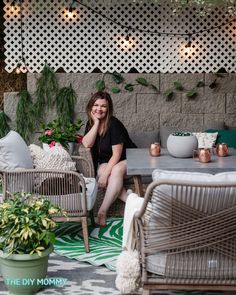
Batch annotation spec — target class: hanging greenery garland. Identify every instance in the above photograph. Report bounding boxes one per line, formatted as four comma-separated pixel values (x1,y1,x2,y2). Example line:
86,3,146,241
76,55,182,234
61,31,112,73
0,111,10,139
16,90,35,143
55,83,77,127
34,64,58,119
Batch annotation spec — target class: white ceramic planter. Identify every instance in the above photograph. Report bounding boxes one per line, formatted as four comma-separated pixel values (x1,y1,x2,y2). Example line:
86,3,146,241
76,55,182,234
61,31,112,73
167,134,198,158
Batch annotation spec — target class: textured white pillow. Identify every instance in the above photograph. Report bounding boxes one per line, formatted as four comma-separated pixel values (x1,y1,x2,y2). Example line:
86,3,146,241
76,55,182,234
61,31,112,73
0,131,33,170
192,132,218,148
29,144,76,171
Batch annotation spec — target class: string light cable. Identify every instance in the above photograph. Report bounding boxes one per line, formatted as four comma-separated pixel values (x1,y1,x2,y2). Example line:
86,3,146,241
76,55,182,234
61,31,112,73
69,0,236,45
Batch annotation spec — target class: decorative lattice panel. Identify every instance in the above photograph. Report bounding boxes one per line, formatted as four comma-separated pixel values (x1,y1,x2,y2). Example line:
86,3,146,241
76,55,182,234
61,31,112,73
3,0,236,73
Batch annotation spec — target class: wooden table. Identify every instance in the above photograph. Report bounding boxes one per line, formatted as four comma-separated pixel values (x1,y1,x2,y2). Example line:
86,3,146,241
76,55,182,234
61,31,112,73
126,148,236,195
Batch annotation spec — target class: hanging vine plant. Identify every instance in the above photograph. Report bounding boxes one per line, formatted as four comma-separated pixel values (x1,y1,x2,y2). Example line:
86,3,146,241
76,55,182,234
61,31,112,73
96,72,158,93
0,111,10,139
16,90,35,143
55,83,77,127
34,64,58,119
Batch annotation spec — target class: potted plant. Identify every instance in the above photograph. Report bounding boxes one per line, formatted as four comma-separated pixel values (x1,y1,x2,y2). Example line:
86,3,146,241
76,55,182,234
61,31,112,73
167,131,198,158
0,192,65,294
38,118,83,153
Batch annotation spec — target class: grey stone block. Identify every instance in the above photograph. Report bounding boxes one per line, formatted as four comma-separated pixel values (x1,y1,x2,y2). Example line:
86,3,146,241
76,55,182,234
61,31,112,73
205,74,236,94
160,113,204,131
226,94,236,114
182,91,225,114
3,92,19,130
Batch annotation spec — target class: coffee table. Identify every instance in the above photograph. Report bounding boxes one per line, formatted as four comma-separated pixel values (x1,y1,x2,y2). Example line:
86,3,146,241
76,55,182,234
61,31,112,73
126,148,236,195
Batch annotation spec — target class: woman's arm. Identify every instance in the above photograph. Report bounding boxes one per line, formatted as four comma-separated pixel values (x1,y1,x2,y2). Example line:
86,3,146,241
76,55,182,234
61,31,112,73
98,143,123,187
82,115,100,148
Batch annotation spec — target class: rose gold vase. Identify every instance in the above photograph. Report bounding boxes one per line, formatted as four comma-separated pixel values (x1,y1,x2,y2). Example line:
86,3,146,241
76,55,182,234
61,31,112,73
216,143,228,157
149,143,161,157
199,148,211,163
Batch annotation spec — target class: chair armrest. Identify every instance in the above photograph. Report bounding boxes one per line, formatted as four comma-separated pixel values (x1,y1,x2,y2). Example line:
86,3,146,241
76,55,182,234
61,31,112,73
71,155,94,178
2,169,87,215
72,145,95,177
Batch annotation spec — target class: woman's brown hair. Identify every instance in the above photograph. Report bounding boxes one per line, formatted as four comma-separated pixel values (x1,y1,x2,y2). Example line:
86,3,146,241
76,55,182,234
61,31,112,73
86,91,114,136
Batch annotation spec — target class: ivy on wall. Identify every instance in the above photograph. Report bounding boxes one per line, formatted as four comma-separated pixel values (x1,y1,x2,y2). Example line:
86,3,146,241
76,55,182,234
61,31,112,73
96,72,158,93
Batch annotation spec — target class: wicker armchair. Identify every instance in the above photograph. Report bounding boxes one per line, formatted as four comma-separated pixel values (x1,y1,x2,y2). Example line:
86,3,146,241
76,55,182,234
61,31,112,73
1,154,97,253
134,179,236,295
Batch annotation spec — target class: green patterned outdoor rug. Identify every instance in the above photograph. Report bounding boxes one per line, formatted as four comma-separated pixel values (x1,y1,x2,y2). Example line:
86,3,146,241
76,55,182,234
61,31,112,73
54,217,123,271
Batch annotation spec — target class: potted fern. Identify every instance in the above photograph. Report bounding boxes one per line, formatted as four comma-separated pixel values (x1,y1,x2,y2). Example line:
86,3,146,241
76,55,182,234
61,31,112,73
0,192,65,294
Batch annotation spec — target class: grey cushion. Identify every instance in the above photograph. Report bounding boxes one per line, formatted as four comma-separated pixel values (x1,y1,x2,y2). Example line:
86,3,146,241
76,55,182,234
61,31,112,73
129,131,159,148
0,131,33,170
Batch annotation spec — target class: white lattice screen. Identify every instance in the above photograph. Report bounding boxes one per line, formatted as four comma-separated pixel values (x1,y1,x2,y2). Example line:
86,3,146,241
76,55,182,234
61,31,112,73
3,0,236,73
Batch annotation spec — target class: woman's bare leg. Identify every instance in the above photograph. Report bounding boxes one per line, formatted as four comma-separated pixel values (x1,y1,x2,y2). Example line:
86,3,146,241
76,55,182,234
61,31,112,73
97,160,127,226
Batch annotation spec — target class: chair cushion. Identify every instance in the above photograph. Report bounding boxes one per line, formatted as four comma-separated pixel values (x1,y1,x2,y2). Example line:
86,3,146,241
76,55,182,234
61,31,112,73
149,169,236,277
206,129,236,148
0,131,33,170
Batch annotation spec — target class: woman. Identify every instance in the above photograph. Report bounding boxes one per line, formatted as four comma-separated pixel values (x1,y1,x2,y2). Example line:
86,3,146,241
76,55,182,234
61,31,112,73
82,91,136,227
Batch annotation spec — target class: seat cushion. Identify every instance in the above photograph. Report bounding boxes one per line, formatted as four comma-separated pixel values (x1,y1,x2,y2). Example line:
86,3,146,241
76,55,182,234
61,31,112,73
206,129,236,148
0,131,33,170
148,169,236,278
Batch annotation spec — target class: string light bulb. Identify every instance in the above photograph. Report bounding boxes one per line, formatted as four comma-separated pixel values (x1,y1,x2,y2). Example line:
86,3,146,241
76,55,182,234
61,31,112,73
186,34,192,48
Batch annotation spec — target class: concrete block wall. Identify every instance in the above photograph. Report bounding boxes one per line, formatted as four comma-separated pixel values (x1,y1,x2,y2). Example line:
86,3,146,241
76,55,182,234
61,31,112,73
4,73,236,141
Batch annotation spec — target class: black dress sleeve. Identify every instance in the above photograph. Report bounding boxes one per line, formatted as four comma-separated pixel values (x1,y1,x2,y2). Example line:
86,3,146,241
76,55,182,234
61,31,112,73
109,118,126,146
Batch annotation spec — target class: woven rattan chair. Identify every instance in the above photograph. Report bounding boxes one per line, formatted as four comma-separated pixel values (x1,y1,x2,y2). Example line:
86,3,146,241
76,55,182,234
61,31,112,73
1,155,96,253
134,179,236,295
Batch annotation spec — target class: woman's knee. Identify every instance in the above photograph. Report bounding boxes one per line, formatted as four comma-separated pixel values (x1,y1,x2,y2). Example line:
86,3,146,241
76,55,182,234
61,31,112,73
110,161,127,178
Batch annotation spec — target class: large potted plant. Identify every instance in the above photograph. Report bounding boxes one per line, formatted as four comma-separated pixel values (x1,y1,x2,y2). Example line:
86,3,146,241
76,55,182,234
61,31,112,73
167,131,198,158
38,118,83,154
0,192,65,295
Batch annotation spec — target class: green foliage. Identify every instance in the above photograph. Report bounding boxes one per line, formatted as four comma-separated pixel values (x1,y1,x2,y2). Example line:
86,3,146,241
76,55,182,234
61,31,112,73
173,80,184,90
172,131,192,136
186,89,197,99
38,118,83,147
111,86,121,93
34,64,58,118
96,79,105,91
56,83,77,127
16,90,34,143
0,111,10,139
124,83,134,91
164,89,174,100
0,192,65,255
136,77,149,86
111,72,124,84
196,81,205,87
95,72,158,94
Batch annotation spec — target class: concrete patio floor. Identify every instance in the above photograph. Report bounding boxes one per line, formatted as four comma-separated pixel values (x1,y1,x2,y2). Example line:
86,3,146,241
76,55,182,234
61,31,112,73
0,252,235,295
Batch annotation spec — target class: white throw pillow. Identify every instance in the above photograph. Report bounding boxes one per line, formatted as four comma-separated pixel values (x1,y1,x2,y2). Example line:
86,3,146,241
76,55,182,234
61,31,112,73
0,131,33,170
192,132,218,148
29,144,76,171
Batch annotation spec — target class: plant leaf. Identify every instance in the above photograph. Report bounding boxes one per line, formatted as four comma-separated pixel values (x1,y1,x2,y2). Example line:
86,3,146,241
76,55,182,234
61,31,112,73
173,80,183,91
163,89,174,101
186,89,197,99
124,83,134,92
111,87,121,93
196,81,205,88
111,72,124,84
96,80,105,91
136,77,149,86
150,84,158,91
